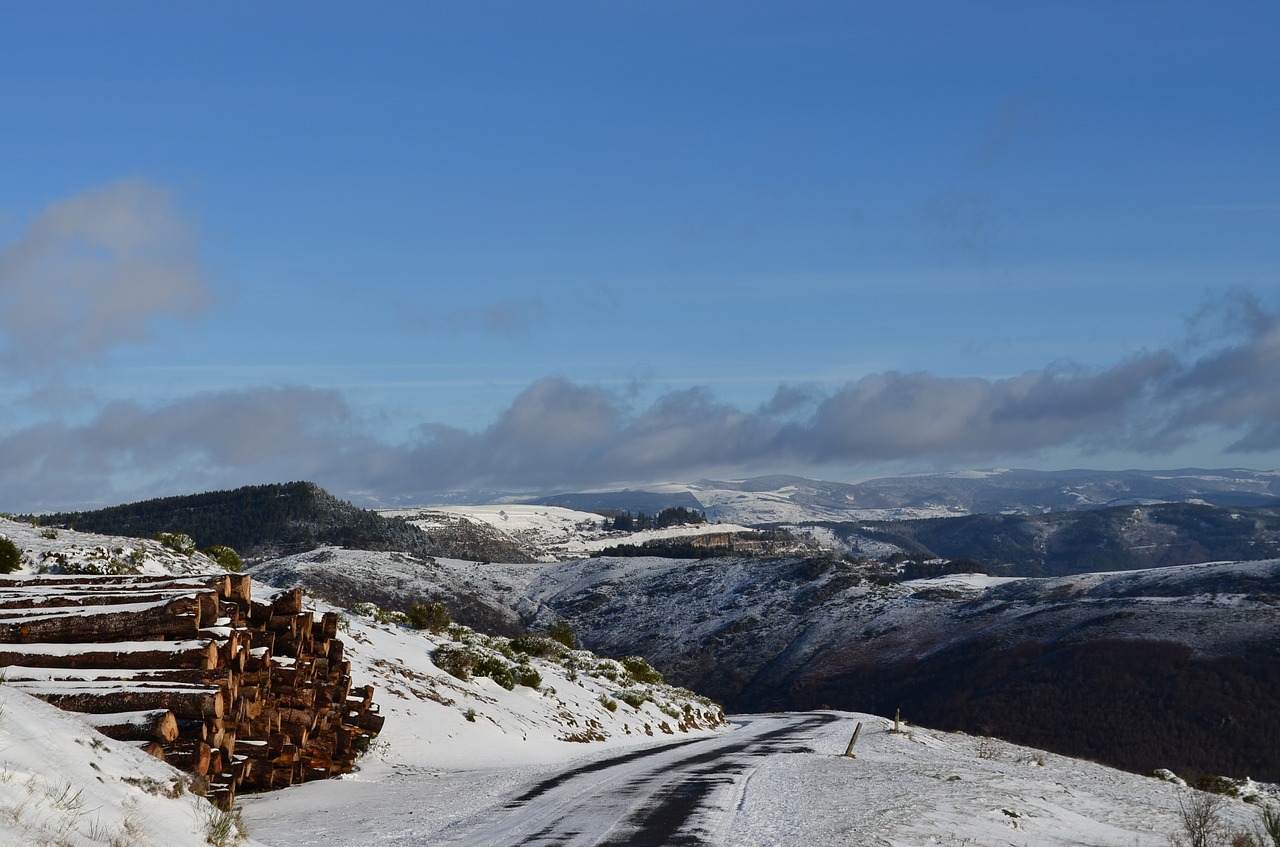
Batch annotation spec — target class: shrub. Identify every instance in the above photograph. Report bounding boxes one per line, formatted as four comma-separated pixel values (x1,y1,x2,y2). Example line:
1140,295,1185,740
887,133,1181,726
202,800,248,847
433,645,476,681
1194,774,1240,797
474,655,515,690
407,601,451,633
619,689,649,709
548,619,577,649
514,666,543,689
1174,788,1226,847
620,655,664,685
590,661,620,681
376,609,410,626
509,634,567,660
350,602,379,618
202,545,243,572
599,694,618,712
1259,805,1280,847
0,537,22,574
156,532,196,555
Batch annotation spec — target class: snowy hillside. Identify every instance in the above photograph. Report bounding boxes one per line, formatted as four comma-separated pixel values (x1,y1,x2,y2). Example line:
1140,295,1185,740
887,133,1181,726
381,504,758,562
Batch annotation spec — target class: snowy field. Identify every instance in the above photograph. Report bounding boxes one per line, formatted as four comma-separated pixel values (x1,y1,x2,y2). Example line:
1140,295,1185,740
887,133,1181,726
382,503,757,561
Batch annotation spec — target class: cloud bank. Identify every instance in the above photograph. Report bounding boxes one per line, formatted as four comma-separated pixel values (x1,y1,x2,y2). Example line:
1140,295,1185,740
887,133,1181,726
0,179,212,374
6,290,1280,510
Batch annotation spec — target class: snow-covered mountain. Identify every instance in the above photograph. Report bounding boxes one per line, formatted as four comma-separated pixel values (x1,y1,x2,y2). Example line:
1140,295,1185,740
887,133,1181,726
522,468,1280,525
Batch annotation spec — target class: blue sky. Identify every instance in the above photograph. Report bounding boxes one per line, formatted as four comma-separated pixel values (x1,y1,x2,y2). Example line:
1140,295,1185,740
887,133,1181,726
2,2,1279,510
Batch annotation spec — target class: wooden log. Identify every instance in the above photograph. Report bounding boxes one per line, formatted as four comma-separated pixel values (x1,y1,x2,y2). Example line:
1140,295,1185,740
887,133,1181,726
18,683,225,719
0,639,218,670
266,614,297,635
354,710,386,734
0,575,228,590
226,574,252,605
248,599,274,626
0,595,203,643
234,739,271,758
0,590,216,611
279,721,310,747
164,740,212,775
270,589,302,616
2,667,236,689
75,709,180,743
134,741,167,760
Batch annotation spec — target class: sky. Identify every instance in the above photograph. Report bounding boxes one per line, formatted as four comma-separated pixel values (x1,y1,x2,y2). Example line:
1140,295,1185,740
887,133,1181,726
1,1,1279,511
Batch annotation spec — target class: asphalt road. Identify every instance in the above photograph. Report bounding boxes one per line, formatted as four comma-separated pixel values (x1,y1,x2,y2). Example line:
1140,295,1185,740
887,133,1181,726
437,712,839,847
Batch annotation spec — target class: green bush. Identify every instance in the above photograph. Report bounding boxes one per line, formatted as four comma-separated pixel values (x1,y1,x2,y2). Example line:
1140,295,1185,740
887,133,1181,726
433,645,476,681
474,655,515,690
514,666,543,689
620,655,664,685
619,689,649,709
202,545,243,572
0,537,22,574
548,619,577,649
156,532,196,555
599,694,618,712
407,601,451,633
509,634,568,660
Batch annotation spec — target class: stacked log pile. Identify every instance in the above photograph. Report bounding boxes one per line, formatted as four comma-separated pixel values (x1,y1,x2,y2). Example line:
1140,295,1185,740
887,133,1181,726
0,573,383,807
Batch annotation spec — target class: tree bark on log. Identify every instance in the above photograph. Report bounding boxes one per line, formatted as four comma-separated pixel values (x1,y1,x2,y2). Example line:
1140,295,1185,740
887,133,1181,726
0,639,219,669
74,709,180,742
21,684,226,719
0,595,205,643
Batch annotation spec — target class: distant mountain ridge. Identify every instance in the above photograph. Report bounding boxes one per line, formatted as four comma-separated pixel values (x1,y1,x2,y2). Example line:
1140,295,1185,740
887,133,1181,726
38,481,535,563
693,468,1280,520
833,500,1280,577
512,468,1280,525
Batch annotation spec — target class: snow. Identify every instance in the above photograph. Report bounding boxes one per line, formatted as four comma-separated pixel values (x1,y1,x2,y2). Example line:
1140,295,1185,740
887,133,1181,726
382,503,756,562
0,686,232,847
240,713,1277,847
3,516,1279,846
901,573,1024,591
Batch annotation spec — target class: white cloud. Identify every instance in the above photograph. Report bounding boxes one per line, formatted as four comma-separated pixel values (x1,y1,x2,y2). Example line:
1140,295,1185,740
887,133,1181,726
0,179,212,374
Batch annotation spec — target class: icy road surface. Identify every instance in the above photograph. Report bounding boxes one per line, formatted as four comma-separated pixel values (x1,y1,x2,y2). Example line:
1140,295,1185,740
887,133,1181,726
242,710,1266,847
436,712,836,846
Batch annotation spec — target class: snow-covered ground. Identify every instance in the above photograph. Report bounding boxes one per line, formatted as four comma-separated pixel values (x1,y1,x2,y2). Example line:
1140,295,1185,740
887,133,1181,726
240,711,1278,847
382,504,757,562
0,686,234,847
3,517,1279,846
